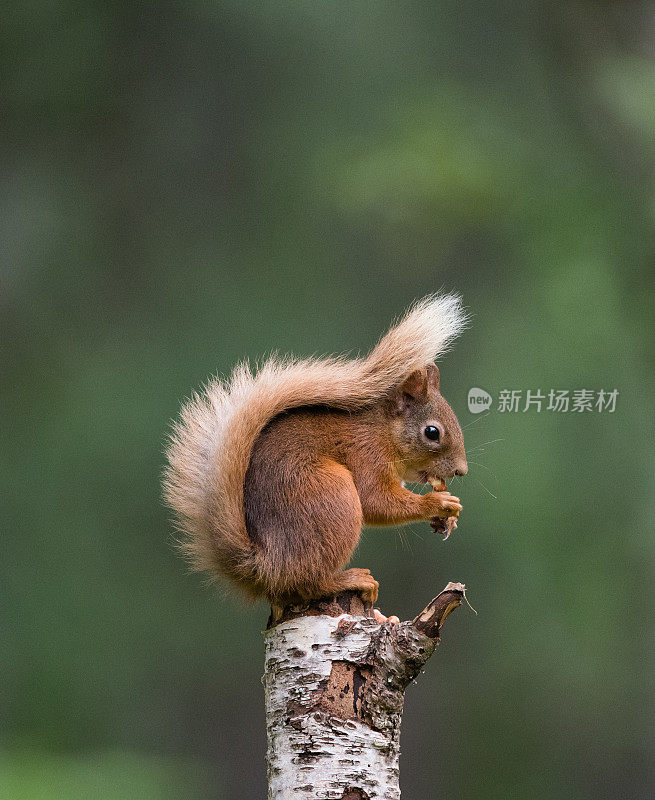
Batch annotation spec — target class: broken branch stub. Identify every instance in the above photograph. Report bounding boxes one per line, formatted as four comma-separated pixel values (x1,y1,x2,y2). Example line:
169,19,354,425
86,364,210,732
412,581,466,640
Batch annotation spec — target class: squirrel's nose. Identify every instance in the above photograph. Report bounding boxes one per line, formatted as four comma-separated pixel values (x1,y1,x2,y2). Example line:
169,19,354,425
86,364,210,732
454,459,468,476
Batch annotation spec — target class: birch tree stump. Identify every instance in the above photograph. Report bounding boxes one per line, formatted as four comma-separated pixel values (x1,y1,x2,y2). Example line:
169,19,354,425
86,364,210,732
264,582,466,799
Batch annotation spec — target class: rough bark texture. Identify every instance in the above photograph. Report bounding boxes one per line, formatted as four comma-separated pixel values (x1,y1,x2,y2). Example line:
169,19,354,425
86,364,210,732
264,583,465,799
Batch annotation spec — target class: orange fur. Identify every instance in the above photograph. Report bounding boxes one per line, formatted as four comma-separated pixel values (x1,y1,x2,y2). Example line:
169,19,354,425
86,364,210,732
163,295,468,605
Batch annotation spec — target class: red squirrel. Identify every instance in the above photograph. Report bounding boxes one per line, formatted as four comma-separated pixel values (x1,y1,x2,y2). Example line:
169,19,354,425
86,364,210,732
164,295,468,616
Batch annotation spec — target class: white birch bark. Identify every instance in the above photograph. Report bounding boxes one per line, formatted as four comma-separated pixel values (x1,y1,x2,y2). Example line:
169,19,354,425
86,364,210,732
263,584,465,800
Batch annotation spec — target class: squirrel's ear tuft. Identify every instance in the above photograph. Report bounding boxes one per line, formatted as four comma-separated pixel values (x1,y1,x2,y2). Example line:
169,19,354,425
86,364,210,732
425,362,440,392
394,365,440,411
398,368,429,405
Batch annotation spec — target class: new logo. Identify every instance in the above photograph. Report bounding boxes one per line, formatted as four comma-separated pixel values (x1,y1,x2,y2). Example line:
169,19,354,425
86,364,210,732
468,387,492,414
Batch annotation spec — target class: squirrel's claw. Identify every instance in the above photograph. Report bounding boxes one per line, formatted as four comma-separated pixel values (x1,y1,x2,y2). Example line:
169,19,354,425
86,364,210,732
430,515,459,539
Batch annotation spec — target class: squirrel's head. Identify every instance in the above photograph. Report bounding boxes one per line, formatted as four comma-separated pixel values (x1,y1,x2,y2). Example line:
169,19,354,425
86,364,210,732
387,363,468,485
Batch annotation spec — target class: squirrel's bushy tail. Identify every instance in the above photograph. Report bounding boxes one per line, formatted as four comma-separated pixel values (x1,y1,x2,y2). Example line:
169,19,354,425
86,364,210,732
163,294,466,591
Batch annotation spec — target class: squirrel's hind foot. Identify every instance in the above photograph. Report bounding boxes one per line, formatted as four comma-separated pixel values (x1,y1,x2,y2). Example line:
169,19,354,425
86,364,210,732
328,567,379,604
373,608,400,624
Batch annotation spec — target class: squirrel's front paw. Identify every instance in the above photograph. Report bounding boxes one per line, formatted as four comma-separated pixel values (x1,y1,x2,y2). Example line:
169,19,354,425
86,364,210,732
424,491,462,519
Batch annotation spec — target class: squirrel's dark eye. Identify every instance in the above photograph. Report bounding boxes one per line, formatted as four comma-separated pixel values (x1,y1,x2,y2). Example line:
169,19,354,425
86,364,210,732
424,425,440,442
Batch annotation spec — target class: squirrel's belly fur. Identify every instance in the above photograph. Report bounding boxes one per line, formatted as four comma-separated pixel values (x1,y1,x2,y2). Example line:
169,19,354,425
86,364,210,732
163,294,467,604
244,408,365,603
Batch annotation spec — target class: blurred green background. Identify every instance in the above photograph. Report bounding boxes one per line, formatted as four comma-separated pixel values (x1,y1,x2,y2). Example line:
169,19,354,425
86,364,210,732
3,2,654,798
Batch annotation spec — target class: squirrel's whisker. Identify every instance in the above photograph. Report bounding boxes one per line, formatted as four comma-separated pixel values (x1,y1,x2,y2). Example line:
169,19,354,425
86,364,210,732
471,475,498,499
462,412,490,430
